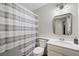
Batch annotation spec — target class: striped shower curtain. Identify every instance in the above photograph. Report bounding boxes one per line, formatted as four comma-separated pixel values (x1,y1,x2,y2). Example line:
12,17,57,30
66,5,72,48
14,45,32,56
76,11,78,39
0,3,38,56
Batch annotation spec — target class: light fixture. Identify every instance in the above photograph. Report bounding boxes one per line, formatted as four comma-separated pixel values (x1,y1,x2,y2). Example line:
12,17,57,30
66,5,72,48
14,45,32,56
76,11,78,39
56,3,67,9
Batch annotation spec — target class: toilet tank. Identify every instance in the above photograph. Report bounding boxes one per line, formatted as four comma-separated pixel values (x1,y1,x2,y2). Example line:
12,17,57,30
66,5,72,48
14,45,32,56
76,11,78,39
39,39,47,48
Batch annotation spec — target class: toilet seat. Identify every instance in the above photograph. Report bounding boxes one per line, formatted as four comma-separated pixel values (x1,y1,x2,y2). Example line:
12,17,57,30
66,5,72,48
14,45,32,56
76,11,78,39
33,47,44,55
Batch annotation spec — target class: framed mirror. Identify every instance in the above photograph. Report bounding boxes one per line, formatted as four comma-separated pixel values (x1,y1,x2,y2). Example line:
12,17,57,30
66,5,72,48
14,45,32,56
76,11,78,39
53,13,72,35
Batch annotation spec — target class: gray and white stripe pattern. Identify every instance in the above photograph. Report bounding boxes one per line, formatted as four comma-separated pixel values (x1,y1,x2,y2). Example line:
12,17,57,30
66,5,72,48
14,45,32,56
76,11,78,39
0,3,38,56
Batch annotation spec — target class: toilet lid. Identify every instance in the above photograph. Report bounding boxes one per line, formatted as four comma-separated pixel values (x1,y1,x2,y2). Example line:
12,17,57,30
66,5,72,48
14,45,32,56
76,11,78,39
33,47,44,54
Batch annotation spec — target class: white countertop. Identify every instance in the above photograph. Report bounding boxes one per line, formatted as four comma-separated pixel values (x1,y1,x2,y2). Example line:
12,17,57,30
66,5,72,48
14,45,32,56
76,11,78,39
47,40,79,51
37,37,79,51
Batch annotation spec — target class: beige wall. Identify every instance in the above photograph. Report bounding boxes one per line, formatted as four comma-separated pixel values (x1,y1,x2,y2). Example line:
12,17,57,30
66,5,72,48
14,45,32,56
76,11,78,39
34,3,78,41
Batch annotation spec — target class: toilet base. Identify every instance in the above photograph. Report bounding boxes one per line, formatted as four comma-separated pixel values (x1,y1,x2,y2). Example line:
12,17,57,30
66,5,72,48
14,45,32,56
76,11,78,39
33,47,44,56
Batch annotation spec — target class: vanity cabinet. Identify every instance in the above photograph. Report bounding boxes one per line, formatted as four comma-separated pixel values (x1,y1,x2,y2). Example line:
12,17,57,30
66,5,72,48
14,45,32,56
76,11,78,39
47,44,79,56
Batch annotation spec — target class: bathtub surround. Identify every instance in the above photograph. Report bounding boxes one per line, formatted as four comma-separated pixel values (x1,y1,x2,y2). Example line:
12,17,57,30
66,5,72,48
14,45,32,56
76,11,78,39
0,3,38,56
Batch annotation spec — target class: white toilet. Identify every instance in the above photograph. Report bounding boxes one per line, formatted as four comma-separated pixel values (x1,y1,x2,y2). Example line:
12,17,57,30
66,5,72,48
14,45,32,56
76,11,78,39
33,39,47,56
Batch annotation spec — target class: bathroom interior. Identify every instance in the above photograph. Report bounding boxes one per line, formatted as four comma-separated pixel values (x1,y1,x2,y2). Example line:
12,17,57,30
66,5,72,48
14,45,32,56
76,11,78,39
0,3,79,56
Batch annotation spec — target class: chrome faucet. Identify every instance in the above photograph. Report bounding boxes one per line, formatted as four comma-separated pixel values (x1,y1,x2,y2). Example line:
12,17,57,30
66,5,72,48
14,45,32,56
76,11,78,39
59,38,65,41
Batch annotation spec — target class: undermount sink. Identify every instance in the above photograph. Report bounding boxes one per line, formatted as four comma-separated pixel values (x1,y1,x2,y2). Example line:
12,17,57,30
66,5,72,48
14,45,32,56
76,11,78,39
55,40,73,45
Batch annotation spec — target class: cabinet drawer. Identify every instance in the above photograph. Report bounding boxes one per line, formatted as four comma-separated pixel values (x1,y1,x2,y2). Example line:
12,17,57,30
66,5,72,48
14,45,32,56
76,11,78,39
47,44,79,56
47,50,63,56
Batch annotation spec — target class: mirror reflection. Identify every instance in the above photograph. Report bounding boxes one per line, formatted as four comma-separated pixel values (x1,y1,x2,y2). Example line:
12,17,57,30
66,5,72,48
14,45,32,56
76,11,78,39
53,13,72,35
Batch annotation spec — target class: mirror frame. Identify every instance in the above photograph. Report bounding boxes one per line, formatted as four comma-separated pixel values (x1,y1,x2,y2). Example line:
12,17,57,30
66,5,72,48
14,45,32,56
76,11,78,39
53,13,72,35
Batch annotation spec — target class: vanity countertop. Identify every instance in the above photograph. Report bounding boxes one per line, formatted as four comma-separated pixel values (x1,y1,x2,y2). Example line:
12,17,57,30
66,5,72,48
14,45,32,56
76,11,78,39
37,37,79,51
47,40,79,51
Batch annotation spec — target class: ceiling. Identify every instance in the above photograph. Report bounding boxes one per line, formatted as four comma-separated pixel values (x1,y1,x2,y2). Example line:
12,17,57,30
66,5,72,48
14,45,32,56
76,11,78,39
19,3,47,11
